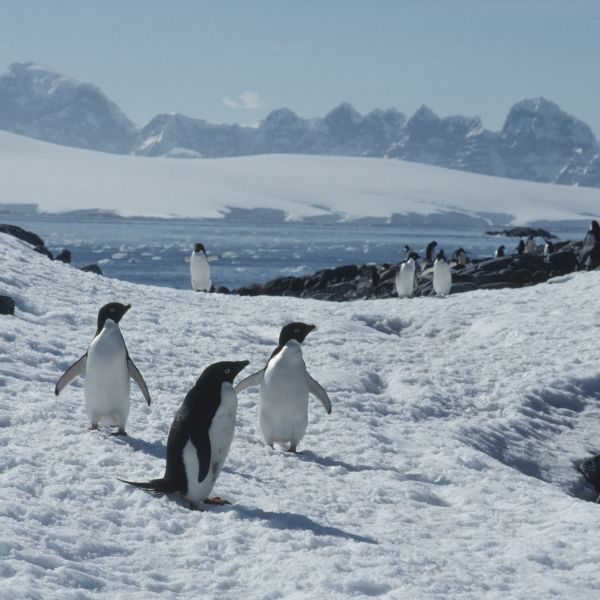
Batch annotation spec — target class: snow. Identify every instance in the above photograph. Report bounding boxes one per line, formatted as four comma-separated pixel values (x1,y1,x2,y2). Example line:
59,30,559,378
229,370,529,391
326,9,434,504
3,231,600,598
2,130,600,225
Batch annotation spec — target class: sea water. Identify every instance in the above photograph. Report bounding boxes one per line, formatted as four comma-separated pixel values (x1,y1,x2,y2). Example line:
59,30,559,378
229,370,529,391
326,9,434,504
5,215,584,290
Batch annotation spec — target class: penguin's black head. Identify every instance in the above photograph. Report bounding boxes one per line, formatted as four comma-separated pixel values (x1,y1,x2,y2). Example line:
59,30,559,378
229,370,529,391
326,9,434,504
498,245,505,251
193,243,205,253
435,249,446,261
199,360,249,386
278,322,316,346
97,302,131,334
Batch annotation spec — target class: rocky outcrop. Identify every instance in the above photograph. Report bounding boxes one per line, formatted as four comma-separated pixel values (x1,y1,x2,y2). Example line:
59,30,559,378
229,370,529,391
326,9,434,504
0,295,15,315
231,242,586,302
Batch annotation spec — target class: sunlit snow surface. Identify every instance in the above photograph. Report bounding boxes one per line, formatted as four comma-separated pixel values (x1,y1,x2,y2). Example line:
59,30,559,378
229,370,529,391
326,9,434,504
2,232,600,599
2,129,600,225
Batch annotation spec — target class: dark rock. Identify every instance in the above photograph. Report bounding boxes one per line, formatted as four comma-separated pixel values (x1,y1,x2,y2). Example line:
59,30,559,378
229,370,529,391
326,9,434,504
54,249,71,263
511,269,532,285
0,295,15,315
532,270,548,284
485,227,557,239
215,286,230,294
33,245,53,259
0,223,45,246
80,264,103,275
548,251,579,274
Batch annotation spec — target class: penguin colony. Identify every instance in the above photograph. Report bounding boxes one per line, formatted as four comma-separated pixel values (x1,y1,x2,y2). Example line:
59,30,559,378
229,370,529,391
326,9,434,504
55,233,600,507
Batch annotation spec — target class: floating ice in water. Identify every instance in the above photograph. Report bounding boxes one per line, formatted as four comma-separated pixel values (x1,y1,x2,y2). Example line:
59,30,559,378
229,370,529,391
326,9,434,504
111,252,127,260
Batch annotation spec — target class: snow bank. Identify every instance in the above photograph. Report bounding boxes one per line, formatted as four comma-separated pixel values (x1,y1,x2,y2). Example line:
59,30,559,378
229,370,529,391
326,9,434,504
1,130,600,225
2,232,600,598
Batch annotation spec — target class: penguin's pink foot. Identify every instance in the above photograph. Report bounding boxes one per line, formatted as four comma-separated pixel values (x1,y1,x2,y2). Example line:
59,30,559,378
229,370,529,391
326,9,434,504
204,497,231,505
111,429,127,437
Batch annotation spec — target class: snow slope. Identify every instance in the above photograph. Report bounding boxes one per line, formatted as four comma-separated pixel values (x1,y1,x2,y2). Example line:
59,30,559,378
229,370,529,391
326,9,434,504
2,232,600,599
2,130,600,225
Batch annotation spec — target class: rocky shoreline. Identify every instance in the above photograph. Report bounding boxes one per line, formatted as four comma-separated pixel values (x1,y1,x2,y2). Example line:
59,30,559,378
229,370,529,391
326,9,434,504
2,222,599,307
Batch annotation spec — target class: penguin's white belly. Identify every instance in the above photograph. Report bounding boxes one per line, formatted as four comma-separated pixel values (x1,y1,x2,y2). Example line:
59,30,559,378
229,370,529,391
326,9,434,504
190,253,211,292
259,345,309,445
395,263,415,298
433,262,452,296
84,325,130,424
183,383,237,502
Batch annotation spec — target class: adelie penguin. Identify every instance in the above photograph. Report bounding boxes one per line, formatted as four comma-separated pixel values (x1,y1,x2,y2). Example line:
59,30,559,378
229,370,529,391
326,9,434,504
120,360,249,509
235,322,332,453
395,257,417,299
55,303,151,435
190,243,218,292
433,250,452,296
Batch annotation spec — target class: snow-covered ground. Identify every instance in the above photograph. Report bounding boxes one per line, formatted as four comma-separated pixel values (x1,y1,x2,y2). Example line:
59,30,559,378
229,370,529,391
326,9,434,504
2,130,600,226
2,231,600,599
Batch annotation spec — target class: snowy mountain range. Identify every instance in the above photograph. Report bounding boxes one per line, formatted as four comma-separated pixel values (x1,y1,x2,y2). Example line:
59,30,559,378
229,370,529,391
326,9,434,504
1,62,600,188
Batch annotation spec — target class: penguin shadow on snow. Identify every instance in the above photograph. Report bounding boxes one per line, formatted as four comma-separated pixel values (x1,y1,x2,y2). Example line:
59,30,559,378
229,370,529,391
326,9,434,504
291,449,403,476
229,505,377,544
111,435,167,460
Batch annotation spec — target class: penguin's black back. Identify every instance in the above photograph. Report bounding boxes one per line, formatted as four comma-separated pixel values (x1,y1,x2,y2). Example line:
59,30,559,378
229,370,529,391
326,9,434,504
162,361,248,493
163,378,223,493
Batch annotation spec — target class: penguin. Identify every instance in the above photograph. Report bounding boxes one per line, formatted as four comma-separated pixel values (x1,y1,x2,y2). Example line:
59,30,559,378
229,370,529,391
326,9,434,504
120,360,248,508
55,302,151,435
495,245,505,258
525,234,536,254
395,257,417,298
425,240,438,262
543,240,554,257
190,243,218,292
432,250,452,296
403,245,420,261
234,322,331,453
517,240,525,255
453,248,468,266
579,455,600,502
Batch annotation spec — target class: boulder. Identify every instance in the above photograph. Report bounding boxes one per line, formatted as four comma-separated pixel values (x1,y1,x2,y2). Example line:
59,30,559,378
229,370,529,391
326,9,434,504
0,295,15,315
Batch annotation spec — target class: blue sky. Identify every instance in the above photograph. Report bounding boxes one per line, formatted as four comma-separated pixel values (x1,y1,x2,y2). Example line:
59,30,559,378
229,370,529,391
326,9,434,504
1,0,598,134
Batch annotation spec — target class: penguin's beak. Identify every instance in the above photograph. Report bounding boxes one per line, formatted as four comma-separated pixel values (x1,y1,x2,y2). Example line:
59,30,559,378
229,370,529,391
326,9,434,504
308,325,317,332
124,304,132,312
233,360,250,378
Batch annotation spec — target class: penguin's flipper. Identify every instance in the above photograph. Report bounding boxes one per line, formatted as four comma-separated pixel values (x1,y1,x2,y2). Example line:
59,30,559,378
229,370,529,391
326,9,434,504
308,375,332,414
190,429,211,483
127,355,151,405
55,354,87,396
234,369,265,394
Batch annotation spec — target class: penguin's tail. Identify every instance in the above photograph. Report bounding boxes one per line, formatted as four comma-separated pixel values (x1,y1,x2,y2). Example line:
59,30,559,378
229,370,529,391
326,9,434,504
118,477,169,492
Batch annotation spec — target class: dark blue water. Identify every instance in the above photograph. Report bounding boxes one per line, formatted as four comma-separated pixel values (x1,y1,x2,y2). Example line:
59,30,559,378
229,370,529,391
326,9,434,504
6,215,582,290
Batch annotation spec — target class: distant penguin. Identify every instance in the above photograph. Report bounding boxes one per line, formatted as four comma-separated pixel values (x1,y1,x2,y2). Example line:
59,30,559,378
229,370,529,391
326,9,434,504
120,360,249,509
517,240,525,255
495,245,505,258
525,235,536,254
453,248,467,266
433,250,452,296
403,245,420,261
543,240,554,257
55,303,151,435
579,455,600,502
425,240,438,262
395,258,417,298
190,243,218,292
235,322,331,453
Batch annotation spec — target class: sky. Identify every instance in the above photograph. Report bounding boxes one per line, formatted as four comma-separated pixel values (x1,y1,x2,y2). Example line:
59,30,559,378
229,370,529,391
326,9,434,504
0,0,599,134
